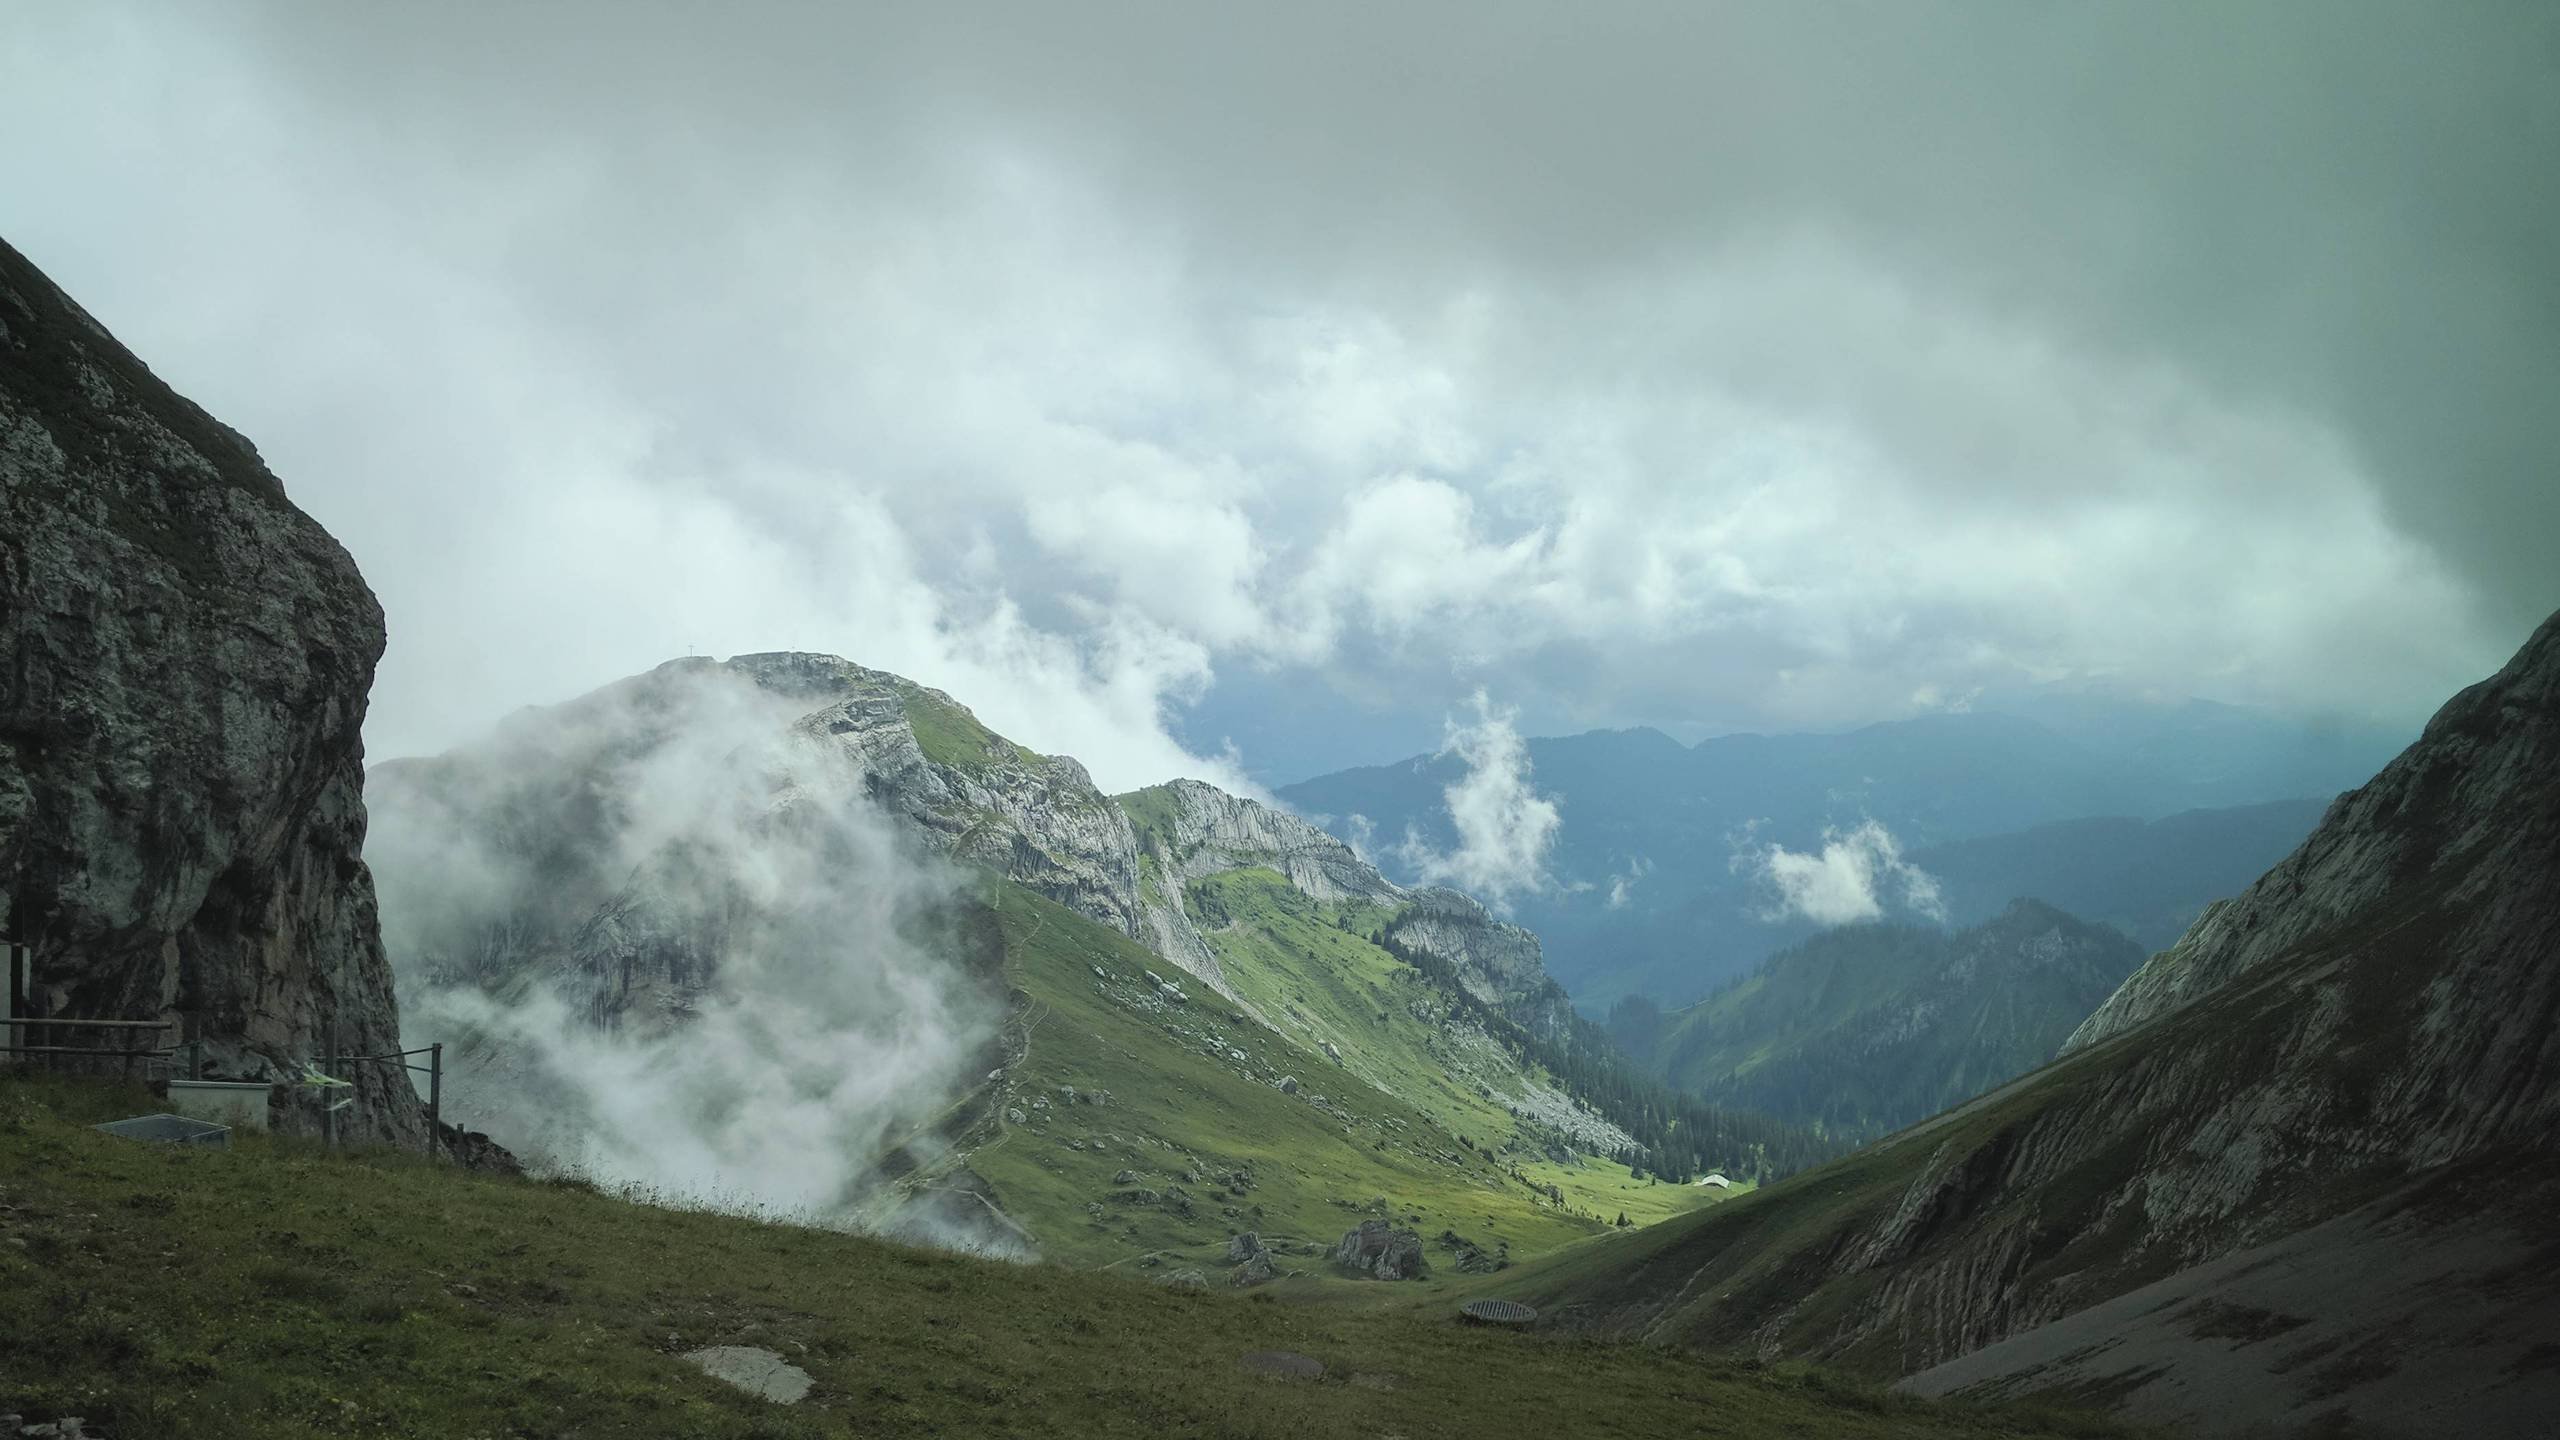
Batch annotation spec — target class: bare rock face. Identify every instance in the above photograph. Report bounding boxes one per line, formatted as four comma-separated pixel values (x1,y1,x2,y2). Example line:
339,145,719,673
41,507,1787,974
1118,778,1579,1033
1381,887,1576,1041
1116,776,1628,1149
1332,1219,1428,1280
1119,777,1403,995
1136,778,1403,908
0,237,421,1144
2069,611,2560,1082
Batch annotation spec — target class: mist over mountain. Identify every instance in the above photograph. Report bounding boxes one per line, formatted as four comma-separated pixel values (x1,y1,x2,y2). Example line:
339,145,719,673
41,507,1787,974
1282,703,2384,1008
360,652,1838,1259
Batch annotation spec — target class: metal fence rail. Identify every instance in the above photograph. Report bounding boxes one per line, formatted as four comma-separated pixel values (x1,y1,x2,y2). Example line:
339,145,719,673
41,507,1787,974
0,1015,176,1078
6,938,452,1160
322,1043,447,1159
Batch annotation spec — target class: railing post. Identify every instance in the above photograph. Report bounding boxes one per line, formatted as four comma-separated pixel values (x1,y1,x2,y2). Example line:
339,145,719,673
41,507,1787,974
4,941,21,1069
429,1042,443,1160
324,1023,339,1149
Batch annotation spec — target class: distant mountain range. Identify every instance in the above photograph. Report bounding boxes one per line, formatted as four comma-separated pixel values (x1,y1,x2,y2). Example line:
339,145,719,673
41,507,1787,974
1280,704,2392,1009
1612,900,2148,1142
1908,797,2333,950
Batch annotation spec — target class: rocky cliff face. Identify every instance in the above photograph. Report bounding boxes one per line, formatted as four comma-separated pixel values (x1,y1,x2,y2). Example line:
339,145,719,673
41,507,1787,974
0,237,421,1143
2068,615,2558,1071
1119,777,1400,996
1380,887,1577,1041
1118,778,1580,1035
1522,610,2560,1434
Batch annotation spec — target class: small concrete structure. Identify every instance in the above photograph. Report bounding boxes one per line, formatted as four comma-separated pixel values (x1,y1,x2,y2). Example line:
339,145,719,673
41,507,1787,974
682,1346,812,1404
1695,1173,1732,1188
167,1080,270,1133
93,1113,229,1147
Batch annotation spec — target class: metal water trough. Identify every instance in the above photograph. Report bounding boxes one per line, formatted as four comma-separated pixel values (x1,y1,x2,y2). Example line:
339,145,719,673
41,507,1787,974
94,1113,231,1147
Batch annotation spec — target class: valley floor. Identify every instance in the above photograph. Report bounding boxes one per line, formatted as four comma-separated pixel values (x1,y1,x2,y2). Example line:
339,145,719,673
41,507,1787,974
0,1075,2133,1439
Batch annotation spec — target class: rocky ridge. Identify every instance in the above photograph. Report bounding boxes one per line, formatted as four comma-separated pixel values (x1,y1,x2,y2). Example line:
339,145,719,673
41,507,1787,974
0,236,421,1144
1122,777,1399,994
1117,777,1626,1150
1124,779,1580,1037
1380,886,1577,1041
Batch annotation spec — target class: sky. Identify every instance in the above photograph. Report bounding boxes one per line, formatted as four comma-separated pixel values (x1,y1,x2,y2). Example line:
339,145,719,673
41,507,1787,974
4,2,2552,792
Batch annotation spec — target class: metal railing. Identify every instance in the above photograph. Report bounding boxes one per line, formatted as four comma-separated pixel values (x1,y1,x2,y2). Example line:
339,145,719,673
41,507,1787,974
320,1043,447,1159
0,1015,177,1078
6,938,451,1159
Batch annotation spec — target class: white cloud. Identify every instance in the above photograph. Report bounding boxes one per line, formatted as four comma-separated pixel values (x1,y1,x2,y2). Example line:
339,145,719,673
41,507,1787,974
1735,819,1947,928
1397,693,1560,909
1604,855,1654,910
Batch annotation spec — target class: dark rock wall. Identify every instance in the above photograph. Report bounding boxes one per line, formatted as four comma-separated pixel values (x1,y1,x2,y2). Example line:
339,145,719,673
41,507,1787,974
0,237,422,1144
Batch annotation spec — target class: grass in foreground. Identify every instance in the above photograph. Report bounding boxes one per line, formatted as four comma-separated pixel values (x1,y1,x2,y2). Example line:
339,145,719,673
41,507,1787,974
1,1073,2133,1439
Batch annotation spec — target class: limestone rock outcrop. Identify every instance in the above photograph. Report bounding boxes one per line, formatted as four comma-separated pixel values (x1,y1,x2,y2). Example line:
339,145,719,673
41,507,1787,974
1332,1219,1428,1281
1119,777,1400,994
0,237,421,1144
1380,886,1575,1040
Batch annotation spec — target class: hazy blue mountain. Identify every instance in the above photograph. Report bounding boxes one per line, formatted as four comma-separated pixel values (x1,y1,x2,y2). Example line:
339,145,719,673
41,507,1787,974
1280,703,2395,1009
1907,798,2333,951
1610,899,2148,1141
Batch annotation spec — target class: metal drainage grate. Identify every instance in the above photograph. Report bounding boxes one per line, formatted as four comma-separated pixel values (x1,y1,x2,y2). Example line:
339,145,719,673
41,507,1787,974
1460,1298,1537,1326
94,1113,231,1147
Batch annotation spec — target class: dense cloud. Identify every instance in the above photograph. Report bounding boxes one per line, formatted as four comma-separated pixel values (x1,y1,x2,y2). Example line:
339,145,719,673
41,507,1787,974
1736,820,1947,929
3,2,2549,787
369,664,1013,1246
1396,694,1562,909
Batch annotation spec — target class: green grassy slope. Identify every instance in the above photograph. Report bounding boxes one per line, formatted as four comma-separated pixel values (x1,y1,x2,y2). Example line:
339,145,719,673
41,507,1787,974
1191,869,1537,1145
897,683,1033,772
1187,868,1738,1231
0,1074,2134,1439
953,885,1705,1276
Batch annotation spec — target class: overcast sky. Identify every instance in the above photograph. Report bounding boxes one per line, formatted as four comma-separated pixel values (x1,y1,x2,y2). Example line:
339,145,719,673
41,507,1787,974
5,2,2551,790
